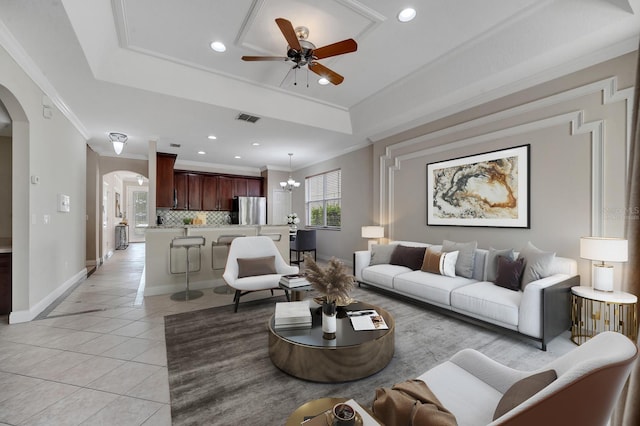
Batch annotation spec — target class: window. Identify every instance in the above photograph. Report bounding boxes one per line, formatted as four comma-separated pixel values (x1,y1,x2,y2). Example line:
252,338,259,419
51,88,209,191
306,169,341,228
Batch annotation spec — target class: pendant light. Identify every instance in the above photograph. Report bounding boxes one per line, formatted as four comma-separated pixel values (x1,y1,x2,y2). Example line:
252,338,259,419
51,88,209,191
280,153,301,191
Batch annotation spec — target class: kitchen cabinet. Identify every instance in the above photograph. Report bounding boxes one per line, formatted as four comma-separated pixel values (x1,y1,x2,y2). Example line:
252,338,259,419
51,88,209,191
174,172,187,209
175,171,264,211
174,172,203,210
156,153,177,208
202,175,233,211
246,178,263,196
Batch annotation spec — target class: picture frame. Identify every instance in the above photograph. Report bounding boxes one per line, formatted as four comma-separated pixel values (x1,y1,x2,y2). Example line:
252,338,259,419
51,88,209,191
426,144,530,228
115,191,122,218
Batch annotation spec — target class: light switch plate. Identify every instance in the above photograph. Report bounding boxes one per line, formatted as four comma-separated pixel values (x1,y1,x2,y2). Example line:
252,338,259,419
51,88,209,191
57,194,70,212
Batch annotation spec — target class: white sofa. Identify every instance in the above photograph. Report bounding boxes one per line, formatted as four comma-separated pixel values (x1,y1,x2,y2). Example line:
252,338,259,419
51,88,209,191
354,241,580,350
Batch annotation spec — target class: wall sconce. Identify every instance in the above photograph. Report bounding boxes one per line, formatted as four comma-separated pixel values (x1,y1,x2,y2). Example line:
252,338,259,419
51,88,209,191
109,132,128,155
580,237,628,292
362,226,384,250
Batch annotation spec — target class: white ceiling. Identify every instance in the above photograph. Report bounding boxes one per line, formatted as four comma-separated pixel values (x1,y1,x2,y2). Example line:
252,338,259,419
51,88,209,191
0,0,638,171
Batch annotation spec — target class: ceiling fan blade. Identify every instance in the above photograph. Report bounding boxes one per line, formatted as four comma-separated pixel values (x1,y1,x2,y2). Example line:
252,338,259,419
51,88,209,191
309,62,344,85
275,18,302,52
313,39,357,60
242,56,288,61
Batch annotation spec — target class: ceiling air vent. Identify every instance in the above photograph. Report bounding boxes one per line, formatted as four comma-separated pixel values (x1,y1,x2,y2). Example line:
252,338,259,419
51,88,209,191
236,113,261,123
170,143,181,148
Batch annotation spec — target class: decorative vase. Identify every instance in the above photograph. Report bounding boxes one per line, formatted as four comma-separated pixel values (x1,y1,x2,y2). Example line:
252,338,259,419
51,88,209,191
322,300,337,340
289,224,297,234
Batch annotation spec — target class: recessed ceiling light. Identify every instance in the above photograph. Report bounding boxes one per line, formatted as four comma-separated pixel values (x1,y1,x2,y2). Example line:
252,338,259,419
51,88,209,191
234,155,241,159
318,78,329,86
210,41,226,52
198,151,206,155
252,142,260,146
208,135,217,140
398,8,416,22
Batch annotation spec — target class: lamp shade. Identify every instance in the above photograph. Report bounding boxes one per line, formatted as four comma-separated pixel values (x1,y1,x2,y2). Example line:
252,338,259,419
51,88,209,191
580,237,628,262
361,226,384,239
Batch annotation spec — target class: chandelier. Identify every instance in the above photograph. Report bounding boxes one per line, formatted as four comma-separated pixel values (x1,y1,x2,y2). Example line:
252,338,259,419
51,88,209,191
109,132,128,155
280,153,301,191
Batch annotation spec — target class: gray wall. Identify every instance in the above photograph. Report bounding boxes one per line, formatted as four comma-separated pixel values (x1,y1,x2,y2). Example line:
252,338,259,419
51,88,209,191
372,51,636,289
0,136,11,238
294,51,636,294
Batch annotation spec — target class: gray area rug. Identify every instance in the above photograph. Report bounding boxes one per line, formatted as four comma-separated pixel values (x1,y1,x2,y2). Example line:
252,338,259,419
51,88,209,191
165,287,570,425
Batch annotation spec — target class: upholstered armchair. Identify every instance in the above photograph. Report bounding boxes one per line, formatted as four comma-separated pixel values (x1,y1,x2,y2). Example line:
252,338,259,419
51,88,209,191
416,331,638,426
290,229,317,264
223,236,299,312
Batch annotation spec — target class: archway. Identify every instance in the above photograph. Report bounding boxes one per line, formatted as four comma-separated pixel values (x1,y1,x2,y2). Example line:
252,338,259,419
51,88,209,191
0,84,29,320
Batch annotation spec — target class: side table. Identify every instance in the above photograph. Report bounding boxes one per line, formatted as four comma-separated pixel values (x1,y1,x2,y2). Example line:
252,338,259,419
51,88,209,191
285,397,380,426
571,286,638,345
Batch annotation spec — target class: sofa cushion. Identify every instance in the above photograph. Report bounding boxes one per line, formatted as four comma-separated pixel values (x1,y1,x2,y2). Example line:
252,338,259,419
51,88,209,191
369,244,397,265
485,247,516,282
518,242,556,288
451,281,522,327
362,264,411,290
390,245,427,270
493,369,557,420
237,256,276,278
421,248,458,277
442,240,477,278
394,271,476,307
494,256,525,291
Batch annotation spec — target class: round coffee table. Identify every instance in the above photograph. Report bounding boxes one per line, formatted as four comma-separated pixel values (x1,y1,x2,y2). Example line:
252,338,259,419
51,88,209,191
268,301,395,382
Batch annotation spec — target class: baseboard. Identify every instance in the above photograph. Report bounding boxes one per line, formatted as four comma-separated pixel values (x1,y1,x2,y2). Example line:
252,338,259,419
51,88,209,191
9,268,88,324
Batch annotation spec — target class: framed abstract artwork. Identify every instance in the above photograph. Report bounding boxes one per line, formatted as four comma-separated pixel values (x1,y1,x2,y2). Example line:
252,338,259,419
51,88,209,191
426,145,530,228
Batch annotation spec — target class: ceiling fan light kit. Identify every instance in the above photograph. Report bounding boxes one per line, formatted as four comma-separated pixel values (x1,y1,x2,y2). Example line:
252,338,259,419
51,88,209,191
241,17,357,86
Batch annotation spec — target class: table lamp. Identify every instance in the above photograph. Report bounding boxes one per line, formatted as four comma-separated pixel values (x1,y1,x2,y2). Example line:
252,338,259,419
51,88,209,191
579,237,628,292
362,226,384,250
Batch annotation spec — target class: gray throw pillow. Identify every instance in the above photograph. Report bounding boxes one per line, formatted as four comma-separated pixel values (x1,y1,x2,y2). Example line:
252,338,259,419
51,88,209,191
442,240,477,278
517,242,556,288
237,256,276,278
370,244,397,265
485,247,516,282
493,370,557,420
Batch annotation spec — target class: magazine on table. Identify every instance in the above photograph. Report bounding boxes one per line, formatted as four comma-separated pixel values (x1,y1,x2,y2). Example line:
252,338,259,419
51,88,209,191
348,309,389,331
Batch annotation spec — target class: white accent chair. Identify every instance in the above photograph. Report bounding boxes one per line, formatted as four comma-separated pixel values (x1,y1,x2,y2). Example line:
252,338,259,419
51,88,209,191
417,331,638,425
223,236,299,312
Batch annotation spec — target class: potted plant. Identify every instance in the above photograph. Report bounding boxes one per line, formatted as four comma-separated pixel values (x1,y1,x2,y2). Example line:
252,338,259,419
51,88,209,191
303,255,356,339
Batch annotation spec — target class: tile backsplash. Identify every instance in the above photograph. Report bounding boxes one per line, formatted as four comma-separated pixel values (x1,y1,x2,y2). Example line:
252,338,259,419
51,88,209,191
158,209,231,225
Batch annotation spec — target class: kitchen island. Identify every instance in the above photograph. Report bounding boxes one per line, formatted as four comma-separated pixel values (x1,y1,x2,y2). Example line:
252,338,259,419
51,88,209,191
144,225,290,296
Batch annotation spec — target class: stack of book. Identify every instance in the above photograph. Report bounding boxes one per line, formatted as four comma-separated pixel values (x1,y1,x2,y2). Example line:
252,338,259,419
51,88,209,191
280,273,309,288
274,301,312,330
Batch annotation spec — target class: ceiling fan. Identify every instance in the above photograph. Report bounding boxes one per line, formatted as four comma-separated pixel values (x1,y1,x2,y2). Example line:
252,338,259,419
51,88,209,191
241,18,357,85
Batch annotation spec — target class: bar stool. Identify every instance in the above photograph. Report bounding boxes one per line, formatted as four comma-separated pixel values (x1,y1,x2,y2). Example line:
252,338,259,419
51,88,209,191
212,234,246,295
170,236,206,301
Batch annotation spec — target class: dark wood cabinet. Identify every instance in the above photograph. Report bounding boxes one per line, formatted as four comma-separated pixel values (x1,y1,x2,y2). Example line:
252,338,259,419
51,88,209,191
173,170,263,211
246,178,263,196
188,174,203,211
0,253,11,315
174,172,188,210
156,153,177,208
174,172,203,210
218,177,234,211
202,175,219,211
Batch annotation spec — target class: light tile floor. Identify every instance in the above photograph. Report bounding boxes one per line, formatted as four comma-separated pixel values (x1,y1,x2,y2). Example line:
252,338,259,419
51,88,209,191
0,242,274,426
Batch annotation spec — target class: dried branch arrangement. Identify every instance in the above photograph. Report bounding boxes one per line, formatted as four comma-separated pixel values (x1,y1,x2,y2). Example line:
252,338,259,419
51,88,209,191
303,254,355,304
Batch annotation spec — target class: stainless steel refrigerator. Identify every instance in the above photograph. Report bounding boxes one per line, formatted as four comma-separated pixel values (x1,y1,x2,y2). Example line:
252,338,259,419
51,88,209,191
231,196,267,225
